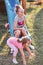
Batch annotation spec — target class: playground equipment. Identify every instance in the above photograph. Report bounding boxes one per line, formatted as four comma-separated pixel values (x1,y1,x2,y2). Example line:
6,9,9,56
5,0,19,36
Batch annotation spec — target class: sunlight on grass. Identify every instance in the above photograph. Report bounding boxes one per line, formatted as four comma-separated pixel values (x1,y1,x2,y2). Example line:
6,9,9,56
0,51,9,56
26,6,42,31
0,32,10,55
0,42,10,56
0,32,8,46
1,44,10,55
27,56,36,64
26,6,43,47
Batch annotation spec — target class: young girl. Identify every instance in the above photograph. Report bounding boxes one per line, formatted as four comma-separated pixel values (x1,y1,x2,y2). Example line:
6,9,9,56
7,36,35,65
14,5,27,38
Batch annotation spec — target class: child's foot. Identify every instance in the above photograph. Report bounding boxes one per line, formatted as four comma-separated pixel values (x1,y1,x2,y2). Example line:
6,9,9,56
12,59,18,64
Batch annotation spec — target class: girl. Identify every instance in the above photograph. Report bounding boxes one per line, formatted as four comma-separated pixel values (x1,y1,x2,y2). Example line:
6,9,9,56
14,5,27,38
7,36,35,65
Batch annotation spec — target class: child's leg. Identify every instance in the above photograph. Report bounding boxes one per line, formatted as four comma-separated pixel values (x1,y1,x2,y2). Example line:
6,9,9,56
21,28,27,36
14,30,21,38
7,41,18,64
13,46,18,59
12,46,18,64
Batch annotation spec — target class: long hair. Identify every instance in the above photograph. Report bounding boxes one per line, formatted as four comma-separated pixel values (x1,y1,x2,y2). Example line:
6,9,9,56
17,38,30,45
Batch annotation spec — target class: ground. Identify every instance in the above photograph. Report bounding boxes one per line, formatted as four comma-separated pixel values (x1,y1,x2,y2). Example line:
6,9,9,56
0,5,43,65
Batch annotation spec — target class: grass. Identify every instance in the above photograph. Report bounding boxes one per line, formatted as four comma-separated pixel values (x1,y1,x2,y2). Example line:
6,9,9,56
0,5,43,65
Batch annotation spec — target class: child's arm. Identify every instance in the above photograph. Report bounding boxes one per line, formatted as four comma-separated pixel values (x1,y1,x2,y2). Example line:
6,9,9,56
19,48,26,65
25,46,35,56
24,18,27,26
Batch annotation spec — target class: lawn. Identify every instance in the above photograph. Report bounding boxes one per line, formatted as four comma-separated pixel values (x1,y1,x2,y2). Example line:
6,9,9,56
0,5,43,65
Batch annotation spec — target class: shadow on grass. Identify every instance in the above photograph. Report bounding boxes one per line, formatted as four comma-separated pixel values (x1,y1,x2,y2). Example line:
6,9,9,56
33,8,43,65
33,8,43,46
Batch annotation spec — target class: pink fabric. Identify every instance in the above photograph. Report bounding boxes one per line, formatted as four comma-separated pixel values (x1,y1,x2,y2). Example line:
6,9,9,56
18,20,24,25
7,37,23,49
7,41,18,56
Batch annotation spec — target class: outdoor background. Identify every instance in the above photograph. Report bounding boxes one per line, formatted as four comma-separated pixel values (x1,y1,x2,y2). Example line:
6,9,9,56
0,0,43,65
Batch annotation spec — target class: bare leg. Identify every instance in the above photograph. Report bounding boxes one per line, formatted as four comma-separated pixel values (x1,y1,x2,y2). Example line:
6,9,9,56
21,28,27,36
14,30,21,38
13,46,18,64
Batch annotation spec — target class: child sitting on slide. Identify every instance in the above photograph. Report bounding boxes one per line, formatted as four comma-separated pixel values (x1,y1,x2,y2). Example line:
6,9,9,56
14,5,27,38
7,36,35,65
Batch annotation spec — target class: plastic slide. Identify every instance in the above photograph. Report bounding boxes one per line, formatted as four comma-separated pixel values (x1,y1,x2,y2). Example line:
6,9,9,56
5,0,20,36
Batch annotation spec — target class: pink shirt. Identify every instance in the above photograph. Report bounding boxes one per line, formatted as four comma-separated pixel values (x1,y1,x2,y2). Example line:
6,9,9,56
7,37,23,49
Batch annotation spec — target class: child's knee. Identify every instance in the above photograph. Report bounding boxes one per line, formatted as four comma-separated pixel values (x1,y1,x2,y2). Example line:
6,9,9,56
22,28,26,32
14,30,21,37
22,29,26,35
17,30,21,35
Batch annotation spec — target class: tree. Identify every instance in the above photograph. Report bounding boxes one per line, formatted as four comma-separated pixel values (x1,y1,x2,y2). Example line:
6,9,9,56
35,0,43,4
19,0,26,14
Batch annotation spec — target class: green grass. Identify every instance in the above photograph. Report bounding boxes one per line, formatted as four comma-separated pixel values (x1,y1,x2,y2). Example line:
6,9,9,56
0,5,43,65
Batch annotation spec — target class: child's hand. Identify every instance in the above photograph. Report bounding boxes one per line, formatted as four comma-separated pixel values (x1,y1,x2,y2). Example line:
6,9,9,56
29,53,35,60
31,53,35,56
19,28,23,30
20,27,25,30
23,63,26,65
23,64,26,65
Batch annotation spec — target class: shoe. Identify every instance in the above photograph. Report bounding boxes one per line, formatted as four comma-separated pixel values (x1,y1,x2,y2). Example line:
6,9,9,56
12,59,18,64
29,45,35,50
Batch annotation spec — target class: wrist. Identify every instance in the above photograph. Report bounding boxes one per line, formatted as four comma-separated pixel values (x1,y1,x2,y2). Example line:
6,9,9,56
23,63,26,65
23,61,26,65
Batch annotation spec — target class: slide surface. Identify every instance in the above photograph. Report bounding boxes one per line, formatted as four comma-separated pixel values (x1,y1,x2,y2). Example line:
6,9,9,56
5,0,19,36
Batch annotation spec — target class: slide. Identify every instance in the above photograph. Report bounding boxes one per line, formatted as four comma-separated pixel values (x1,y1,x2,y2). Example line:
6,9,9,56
5,0,20,36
